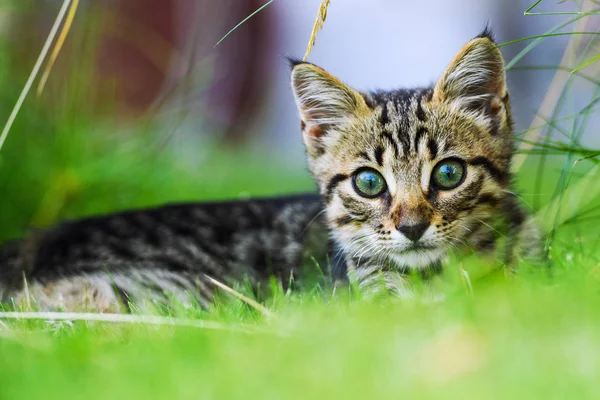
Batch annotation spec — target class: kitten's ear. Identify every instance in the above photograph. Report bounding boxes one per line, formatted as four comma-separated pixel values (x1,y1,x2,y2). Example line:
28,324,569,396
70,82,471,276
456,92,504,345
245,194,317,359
290,60,371,155
432,31,507,117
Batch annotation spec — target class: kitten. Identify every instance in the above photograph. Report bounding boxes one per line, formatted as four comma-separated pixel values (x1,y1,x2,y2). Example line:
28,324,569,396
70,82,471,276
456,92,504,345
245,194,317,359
0,29,540,312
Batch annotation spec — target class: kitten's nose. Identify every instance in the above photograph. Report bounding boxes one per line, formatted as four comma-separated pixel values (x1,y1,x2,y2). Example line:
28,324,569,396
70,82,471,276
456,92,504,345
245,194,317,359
397,223,429,242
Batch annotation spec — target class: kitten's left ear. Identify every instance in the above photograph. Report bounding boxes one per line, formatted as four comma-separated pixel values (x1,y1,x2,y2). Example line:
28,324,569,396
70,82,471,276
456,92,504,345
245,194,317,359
432,30,507,117
290,60,372,156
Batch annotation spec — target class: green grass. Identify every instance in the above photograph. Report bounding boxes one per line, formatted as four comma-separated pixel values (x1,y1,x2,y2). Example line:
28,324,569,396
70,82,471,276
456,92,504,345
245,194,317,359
2,1,600,398
1,262,599,399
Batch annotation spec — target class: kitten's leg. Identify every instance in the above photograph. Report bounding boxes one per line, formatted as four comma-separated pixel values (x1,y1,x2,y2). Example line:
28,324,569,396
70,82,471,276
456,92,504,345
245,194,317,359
7,269,211,312
10,275,124,313
346,260,443,301
347,262,414,300
503,198,544,267
507,215,544,266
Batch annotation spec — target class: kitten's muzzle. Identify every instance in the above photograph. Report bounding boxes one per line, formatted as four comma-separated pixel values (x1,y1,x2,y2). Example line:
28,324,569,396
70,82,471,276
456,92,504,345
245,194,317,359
391,201,433,243
396,222,429,242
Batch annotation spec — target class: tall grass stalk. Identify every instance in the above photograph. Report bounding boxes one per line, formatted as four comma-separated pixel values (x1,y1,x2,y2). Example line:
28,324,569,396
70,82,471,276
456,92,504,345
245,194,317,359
0,0,72,153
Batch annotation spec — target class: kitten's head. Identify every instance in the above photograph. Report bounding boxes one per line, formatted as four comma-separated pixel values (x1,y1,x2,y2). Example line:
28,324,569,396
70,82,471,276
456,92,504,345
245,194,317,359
291,30,513,270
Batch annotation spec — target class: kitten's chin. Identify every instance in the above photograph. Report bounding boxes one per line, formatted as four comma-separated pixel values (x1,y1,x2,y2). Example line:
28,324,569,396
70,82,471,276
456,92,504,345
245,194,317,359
388,247,446,270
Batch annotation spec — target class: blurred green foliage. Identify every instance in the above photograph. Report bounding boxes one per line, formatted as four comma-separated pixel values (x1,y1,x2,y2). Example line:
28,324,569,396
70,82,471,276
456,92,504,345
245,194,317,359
0,5,314,242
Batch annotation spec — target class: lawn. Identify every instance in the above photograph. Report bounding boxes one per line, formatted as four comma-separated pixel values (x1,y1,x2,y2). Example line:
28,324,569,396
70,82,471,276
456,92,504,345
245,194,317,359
1,254,599,399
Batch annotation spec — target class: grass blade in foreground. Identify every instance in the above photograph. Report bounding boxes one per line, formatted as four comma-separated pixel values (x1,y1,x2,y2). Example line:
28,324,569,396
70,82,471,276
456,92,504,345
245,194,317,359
214,0,275,47
0,0,72,153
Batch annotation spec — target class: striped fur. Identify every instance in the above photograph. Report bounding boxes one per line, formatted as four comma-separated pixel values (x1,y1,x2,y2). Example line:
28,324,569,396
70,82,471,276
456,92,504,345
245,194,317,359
0,30,541,310
291,30,541,296
0,195,332,311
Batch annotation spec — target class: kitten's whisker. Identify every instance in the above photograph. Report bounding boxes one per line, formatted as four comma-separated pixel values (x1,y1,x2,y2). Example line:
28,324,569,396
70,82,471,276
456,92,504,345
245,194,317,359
474,218,505,237
299,208,328,236
354,241,378,268
459,225,473,233
444,232,476,256
353,237,382,269
501,189,535,210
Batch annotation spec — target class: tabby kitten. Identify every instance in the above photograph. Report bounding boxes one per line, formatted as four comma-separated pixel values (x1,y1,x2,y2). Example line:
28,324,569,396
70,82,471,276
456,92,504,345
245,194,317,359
0,29,540,312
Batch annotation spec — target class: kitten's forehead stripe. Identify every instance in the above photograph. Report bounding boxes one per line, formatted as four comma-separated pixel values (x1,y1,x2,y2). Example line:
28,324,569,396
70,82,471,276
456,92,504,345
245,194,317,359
414,127,427,152
427,138,438,160
379,103,389,125
381,130,400,158
415,101,426,122
395,123,410,156
374,146,384,166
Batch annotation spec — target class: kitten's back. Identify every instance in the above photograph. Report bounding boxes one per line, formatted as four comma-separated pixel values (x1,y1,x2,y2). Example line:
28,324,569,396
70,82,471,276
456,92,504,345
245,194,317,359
0,194,330,311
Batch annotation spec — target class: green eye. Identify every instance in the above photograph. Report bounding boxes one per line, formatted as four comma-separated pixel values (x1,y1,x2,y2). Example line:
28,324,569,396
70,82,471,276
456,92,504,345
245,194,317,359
353,169,387,198
432,159,465,190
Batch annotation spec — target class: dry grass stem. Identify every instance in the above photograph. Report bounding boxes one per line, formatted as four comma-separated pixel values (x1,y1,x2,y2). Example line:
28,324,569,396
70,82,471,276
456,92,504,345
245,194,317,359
0,312,257,333
37,0,80,97
0,0,72,153
204,275,275,318
303,0,331,61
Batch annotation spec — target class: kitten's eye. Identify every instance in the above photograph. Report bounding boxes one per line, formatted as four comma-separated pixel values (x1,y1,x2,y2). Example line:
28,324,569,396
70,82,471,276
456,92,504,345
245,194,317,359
432,159,465,190
353,169,387,198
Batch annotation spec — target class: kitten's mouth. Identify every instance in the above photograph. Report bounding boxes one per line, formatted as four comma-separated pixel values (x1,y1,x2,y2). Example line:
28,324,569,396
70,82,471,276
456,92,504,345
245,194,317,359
401,242,436,253
389,243,446,269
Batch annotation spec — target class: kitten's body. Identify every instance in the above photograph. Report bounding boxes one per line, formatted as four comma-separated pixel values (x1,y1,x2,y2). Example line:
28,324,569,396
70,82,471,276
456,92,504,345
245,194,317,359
0,195,333,311
0,30,542,311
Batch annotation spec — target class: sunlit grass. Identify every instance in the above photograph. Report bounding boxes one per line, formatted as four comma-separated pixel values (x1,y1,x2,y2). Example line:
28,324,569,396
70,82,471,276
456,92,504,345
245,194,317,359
1,260,599,399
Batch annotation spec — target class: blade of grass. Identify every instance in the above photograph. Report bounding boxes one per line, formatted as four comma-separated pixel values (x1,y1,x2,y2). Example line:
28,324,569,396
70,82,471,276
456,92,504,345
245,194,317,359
214,0,274,47
514,106,600,138
0,0,72,153
504,12,594,71
511,65,600,86
37,0,80,97
205,275,274,318
537,161,600,234
524,0,599,15
0,311,259,333
517,138,599,158
499,32,600,48
571,53,600,73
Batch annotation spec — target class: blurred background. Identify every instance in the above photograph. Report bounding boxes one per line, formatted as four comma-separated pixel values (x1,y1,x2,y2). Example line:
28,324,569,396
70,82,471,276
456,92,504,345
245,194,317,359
0,0,598,242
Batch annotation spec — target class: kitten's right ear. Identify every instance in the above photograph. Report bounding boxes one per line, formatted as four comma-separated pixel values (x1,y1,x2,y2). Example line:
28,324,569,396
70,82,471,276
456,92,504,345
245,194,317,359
431,31,507,116
290,60,371,156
